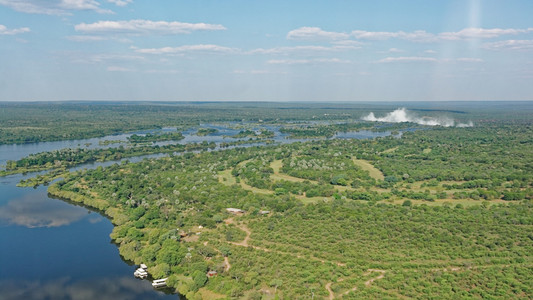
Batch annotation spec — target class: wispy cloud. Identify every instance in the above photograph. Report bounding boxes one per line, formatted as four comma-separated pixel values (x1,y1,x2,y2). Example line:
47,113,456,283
287,26,533,43
75,19,226,35
377,56,438,63
144,69,180,74
455,57,484,63
67,52,145,64
107,0,132,6
66,35,131,43
376,57,483,63
107,66,134,72
0,0,112,15
233,70,286,75
379,48,404,53
482,39,533,51
0,24,30,35
249,45,360,55
352,29,435,42
287,27,350,41
439,27,533,40
267,58,350,65
136,44,238,54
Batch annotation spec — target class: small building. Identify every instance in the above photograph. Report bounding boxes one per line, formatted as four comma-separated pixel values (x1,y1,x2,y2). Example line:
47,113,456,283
226,208,245,215
259,210,270,215
207,270,218,277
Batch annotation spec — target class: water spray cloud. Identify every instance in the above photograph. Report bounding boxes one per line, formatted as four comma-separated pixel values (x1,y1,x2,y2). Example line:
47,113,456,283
362,108,473,127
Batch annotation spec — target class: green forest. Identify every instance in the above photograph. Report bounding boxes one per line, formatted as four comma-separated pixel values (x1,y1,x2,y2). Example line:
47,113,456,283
1,102,532,299
2,101,530,145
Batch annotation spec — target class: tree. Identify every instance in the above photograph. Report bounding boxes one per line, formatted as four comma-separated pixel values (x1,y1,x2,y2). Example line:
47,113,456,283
192,270,207,290
270,279,283,294
402,200,412,207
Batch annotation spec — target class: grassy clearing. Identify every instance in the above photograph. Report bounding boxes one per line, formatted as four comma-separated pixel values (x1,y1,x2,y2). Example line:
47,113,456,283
382,146,398,154
218,165,329,202
220,160,505,208
352,158,385,181
270,159,282,173
198,288,226,299
218,169,236,185
389,198,507,207
270,160,308,183
239,180,273,195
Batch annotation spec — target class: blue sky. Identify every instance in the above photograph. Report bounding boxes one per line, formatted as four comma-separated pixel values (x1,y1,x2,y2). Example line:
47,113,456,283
0,0,532,101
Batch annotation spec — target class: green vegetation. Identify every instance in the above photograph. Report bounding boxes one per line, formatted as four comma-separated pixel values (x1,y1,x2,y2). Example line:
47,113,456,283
0,101,411,145
40,119,531,299
197,128,219,136
127,132,184,143
1,142,216,176
279,122,416,139
3,102,533,299
232,129,275,139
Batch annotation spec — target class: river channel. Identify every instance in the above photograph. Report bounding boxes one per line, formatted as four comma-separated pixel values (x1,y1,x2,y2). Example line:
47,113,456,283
0,123,401,300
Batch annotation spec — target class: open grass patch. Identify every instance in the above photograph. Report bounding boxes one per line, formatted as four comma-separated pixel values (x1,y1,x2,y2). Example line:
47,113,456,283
352,158,385,181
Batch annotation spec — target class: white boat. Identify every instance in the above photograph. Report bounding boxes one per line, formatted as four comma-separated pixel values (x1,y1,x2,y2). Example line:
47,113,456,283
134,267,148,279
152,278,168,288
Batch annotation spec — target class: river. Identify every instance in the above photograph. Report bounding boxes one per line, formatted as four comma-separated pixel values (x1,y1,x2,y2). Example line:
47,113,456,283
0,123,403,300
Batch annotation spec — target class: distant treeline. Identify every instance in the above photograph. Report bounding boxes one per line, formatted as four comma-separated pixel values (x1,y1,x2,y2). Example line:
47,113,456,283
3,101,530,145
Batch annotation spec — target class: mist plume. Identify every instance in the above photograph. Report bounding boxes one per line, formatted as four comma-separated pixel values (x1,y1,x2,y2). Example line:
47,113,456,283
362,108,473,127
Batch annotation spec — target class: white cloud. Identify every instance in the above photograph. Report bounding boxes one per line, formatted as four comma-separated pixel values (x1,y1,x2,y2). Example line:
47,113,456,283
107,0,131,6
379,48,403,53
0,0,112,15
107,66,134,72
287,27,437,42
75,19,226,35
455,57,484,63
286,26,533,43
249,45,359,55
66,35,131,43
145,69,180,74
331,40,364,46
377,56,438,63
482,39,533,51
136,44,238,54
439,27,532,40
351,29,436,42
67,52,145,64
287,27,350,41
233,70,285,75
377,56,483,64
267,58,350,65
0,24,30,35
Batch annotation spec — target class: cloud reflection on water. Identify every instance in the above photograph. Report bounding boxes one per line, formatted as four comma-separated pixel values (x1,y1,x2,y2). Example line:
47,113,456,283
0,193,87,228
0,276,174,300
